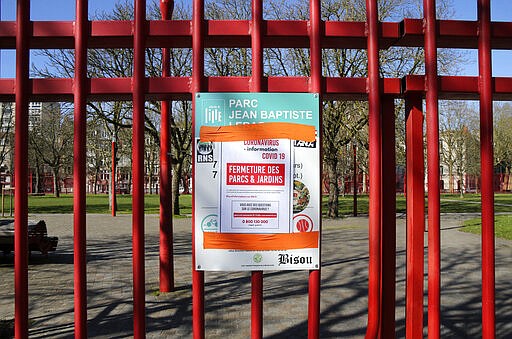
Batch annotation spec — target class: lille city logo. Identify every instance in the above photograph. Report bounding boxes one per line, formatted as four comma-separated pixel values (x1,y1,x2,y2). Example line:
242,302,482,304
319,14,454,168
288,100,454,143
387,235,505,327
204,99,224,124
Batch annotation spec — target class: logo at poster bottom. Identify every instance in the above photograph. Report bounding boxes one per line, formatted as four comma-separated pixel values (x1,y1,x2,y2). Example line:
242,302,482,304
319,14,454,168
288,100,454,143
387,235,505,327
293,214,314,232
277,253,313,266
253,253,263,263
201,214,218,232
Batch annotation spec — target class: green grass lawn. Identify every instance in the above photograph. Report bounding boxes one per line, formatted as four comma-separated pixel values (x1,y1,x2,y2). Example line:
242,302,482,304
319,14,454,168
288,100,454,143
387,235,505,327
460,214,512,240
17,194,192,216
322,193,512,216
2,192,508,219
3,192,507,240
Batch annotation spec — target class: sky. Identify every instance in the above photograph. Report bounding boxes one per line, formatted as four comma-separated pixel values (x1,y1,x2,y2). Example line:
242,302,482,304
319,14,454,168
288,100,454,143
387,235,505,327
1,0,512,78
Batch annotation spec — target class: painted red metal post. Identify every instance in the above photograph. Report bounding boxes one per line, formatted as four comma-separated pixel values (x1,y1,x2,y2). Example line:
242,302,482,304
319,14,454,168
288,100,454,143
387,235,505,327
250,0,264,337
74,0,88,337
192,0,205,338
477,1,496,337
251,272,263,339
159,0,175,293
381,96,396,338
405,94,425,339
424,1,441,337
353,142,358,217
309,0,322,338
132,0,147,337
112,140,117,216
365,0,382,337
14,0,30,337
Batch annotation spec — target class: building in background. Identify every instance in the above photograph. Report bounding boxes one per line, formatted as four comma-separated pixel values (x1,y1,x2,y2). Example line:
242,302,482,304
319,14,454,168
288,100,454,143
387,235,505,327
0,101,61,194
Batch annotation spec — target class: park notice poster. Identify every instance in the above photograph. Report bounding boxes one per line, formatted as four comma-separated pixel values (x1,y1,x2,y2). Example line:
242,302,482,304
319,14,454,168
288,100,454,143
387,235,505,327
194,93,320,271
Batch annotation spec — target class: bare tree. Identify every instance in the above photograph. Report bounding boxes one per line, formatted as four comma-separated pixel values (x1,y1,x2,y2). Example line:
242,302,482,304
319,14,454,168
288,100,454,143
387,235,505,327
439,101,479,196
30,0,468,216
32,0,193,214
264,0,462,217
493,102,512,191
0,103,14,174
29,105,73,197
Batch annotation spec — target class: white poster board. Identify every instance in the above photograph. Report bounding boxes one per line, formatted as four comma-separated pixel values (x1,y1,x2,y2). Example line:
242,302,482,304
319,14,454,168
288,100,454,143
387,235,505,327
194,93,320,271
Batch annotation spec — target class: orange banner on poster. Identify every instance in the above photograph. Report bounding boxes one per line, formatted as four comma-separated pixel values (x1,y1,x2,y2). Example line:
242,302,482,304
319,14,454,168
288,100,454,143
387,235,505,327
199,122,315,142
203,231,319,250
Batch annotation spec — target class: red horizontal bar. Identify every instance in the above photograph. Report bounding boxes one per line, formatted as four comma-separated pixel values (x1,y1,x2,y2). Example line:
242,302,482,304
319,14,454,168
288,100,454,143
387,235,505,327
3,19,512,50
400,18,512,49
493,77,512,100
404,75,480,99
324,22,400,49
31,78,73,101
150,20,191,38
0,22,16,39
90,21,133,48
492,22,512,49
208,76,250,92
266,20,308,36
264,20,309,48
267,76,309,92
0,20,403,50
3,76,512,102
0,79,15,102
147,77,192,98
208,20,249,36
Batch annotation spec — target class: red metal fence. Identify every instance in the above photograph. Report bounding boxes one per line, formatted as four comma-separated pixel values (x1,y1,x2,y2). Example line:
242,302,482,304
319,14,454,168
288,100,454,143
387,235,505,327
0,0,500,338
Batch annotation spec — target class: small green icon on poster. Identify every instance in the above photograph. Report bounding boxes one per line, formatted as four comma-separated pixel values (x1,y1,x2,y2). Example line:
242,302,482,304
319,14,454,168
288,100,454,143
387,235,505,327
201,214,218,232
253,253,263,263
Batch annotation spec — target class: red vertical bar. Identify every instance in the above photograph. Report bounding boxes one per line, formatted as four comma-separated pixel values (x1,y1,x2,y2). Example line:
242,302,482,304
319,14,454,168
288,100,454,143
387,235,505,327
251,272,263,339
309,0,321,338
353,143,358,217
380,96,396,338
424,1,441,337
250,0,263,338
74,0,88,337
365,0,382,337
477,1,495,338
250,0,263,92
159,0,175,293
133,0,146,337
405,94,425,339
112,140,117,216
15,0,30,338
192,0,205,338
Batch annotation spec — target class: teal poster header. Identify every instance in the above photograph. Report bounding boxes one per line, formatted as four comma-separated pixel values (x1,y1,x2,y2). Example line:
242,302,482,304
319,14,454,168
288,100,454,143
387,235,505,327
195,93,320,134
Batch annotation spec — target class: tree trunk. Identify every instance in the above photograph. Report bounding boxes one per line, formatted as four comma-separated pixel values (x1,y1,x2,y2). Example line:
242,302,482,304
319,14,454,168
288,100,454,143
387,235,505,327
94,169,99,194
326,158,339,218
448,166,454,193
182,174,190,194
128,172,132,194
172,161,183,215
459,171,464,198
504,167,511,191
34,170,40,194
52,168,60,198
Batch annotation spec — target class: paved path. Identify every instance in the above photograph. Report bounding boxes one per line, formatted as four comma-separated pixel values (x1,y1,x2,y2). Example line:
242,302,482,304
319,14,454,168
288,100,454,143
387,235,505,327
0,213,511,338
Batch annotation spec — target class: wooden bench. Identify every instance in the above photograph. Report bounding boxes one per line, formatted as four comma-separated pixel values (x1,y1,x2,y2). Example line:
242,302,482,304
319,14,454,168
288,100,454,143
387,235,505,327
0,219,58,255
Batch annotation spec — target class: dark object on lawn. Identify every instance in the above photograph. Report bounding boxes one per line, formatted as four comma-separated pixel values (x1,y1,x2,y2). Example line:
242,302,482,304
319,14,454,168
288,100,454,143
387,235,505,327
0,219,58,255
